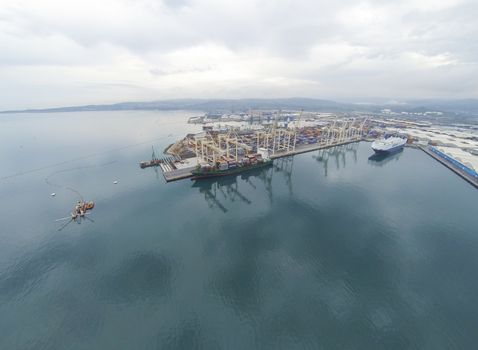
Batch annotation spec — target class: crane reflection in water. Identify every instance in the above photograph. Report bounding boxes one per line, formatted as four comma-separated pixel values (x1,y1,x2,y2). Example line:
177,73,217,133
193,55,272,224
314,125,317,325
191,156,295,213
312,142,358,177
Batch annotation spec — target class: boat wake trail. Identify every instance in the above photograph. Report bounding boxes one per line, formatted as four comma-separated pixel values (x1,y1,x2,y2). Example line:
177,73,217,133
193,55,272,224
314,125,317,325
44,160,116,200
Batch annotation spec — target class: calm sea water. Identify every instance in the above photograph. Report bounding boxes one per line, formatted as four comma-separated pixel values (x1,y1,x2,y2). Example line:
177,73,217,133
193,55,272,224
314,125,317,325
0,111,477,350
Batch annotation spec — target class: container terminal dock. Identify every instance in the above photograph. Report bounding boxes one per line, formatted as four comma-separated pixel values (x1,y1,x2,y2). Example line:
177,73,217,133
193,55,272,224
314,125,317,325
144,113,368,182
140,110,478,188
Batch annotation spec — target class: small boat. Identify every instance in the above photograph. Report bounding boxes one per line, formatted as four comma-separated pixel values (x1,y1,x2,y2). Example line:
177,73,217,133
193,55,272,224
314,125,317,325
55,200,95,231
72,201,95,219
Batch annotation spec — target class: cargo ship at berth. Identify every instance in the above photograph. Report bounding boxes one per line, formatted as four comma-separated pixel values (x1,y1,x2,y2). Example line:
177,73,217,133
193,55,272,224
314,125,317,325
371,136,407,154
192,149,272,180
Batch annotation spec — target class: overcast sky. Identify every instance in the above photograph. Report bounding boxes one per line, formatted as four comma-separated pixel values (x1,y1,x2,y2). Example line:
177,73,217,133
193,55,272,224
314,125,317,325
0,0,477,109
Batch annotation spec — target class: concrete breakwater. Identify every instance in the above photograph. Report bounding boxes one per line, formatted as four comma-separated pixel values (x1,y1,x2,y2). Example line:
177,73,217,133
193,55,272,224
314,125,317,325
420,146,478,189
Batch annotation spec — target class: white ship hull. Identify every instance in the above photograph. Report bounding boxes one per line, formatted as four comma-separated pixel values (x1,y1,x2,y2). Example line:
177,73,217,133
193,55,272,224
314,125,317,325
371,137,406,154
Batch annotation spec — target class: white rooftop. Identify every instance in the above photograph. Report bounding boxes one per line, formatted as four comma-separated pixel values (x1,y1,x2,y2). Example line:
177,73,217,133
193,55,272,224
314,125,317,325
386,127,478,150
434,146,478,172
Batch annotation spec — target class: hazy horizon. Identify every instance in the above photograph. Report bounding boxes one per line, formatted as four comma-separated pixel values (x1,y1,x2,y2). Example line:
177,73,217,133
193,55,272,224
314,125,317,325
1,0,478,110
4,96,478,114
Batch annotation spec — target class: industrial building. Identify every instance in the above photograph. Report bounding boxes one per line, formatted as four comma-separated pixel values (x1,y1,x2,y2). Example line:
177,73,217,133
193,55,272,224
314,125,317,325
431,146,478,178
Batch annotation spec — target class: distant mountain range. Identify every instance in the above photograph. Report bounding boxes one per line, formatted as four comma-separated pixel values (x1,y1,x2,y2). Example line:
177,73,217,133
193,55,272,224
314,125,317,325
0,98,350,114
2,98,478,117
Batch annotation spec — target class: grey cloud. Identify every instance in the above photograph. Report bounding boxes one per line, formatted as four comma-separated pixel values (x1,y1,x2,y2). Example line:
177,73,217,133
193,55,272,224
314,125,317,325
0,0,477,109
150,65,214,76
163,0,191,9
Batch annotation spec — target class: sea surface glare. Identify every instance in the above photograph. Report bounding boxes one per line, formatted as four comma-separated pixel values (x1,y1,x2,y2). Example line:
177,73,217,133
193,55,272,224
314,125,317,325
0,111,477,349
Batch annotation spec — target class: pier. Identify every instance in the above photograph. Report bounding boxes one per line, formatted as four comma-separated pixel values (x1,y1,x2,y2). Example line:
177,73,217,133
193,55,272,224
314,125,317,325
159,139,362,182
140,114,369,182
144,133,478,188
159,114,367,181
